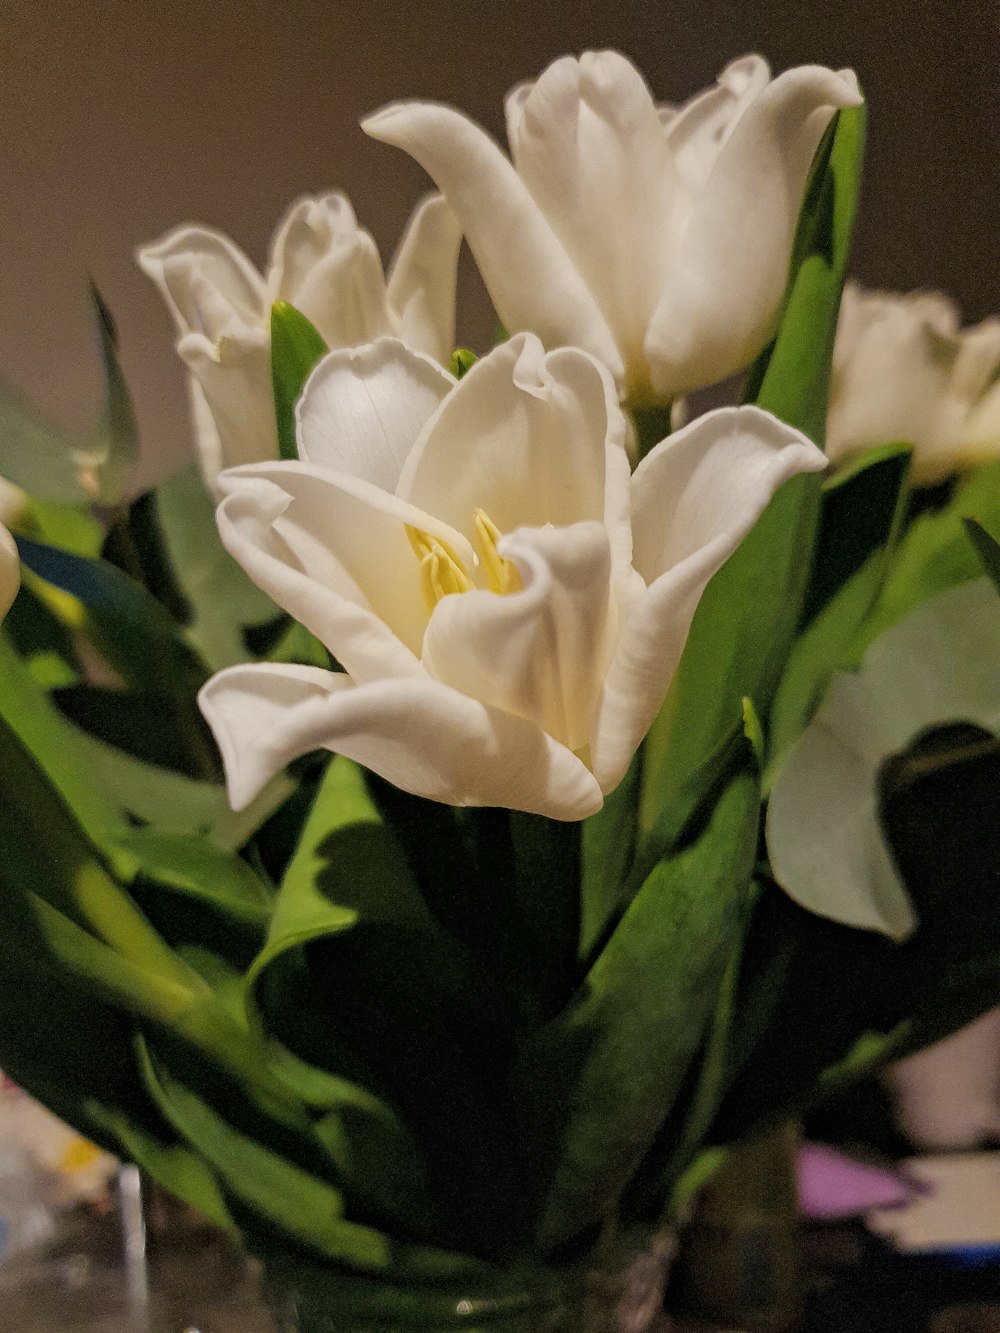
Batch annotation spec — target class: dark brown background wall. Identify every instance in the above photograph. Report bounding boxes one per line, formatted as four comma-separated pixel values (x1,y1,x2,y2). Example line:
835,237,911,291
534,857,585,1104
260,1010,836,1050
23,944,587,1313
1,0,996,488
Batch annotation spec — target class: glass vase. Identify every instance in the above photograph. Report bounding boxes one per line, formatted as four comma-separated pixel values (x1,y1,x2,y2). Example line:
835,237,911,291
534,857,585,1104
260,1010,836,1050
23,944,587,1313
266,1229,676,1333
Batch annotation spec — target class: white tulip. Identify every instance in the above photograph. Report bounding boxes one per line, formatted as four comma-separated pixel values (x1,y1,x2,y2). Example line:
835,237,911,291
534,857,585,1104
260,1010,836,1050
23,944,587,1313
362,52,861,406
200,334,824,819
827,283,1000,484
0,521,19,621
139,192,462,491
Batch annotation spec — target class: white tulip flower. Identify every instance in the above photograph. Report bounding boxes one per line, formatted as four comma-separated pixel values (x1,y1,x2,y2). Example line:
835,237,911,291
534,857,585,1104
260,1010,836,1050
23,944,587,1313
827,283,1000,484
200,334,825,819
0,521,19,621
362,52,861,406
139,192,462,491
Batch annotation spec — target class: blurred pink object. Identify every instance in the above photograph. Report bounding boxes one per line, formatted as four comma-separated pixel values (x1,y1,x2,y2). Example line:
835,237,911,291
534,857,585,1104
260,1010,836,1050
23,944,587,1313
887,1009,1000,1150
799,1142,917,1219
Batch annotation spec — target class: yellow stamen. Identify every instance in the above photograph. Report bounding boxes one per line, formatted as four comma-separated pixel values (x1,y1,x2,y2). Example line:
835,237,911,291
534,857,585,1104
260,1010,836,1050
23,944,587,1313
406,525,470,612
474,509,522,595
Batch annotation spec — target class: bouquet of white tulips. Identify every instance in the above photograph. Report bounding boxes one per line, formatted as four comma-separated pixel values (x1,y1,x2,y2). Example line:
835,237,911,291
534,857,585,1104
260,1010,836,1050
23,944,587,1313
0,46,997,1330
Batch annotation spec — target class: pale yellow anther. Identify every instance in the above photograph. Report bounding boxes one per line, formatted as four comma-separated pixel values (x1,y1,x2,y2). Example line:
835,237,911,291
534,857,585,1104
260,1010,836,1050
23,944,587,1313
406,525,470,612
474,509,522,595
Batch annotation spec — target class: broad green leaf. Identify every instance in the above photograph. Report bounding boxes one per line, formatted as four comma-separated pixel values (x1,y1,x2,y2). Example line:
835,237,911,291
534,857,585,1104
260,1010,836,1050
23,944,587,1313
86,1105,234,1230
964,516,1000,594
15,535,208,697
246,756,425,1009
0,630,132,869
271,302,328,460
531,764,760,1250
154,461,276,670
639,104,865,846
135,1036,389,1269
119,828,273,924
769,443,912,765
579,751,640,959
67,724,293,848
847,459,1000,661
802,442,913,623
767,578,1000,939
18,496,103,556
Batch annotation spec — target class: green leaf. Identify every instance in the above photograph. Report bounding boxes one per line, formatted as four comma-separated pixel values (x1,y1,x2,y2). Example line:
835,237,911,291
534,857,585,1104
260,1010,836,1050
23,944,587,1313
639,103,866,847
136,1036,390,1269
804,442,913,623
579,750,640,959
847,459,1000,661
246,757,418,1009
0,629,132,869
154,461,276,670
15,535,207,694
120,829,273,924
88,283,139,504
769,444,913,763
18,496,103,557
14,533,221,777
767,578,1000,939
964,516,1000,594
271,302,328,461
529,764,760,1250
86,1105,234,1230
66,723,293,848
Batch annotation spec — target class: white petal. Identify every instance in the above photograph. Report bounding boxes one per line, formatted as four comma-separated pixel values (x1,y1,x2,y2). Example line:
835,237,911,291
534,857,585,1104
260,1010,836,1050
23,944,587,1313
397,336,629,562
961,377,1000,455
295,339,453,491
629,405,826,582
827,284,965,470
0,522,20,621
267,192,395,348
215,462,471,674
504,51,675,393
175,326,277,473
422,522,614,752
200,662,603,819
138,225,266,338
646,65,862,397
661,55,771,198
386,194,463,363
362,100,624,383
591,406,826,790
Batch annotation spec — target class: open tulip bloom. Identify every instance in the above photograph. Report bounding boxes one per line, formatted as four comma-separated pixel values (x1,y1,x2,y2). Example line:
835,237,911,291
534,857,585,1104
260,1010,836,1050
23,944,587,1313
364,51,862,404
199,334,825,818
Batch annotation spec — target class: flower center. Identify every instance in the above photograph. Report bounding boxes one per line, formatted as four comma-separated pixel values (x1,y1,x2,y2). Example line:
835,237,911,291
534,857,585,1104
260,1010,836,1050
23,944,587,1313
407,508,522,613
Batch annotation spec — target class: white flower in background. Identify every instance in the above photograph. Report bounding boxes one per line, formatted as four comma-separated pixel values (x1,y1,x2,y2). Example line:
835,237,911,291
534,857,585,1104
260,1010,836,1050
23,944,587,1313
200,334,824,819
363,52,861,406
827,283,1000,484
0,520,19,620
139,192,462,491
